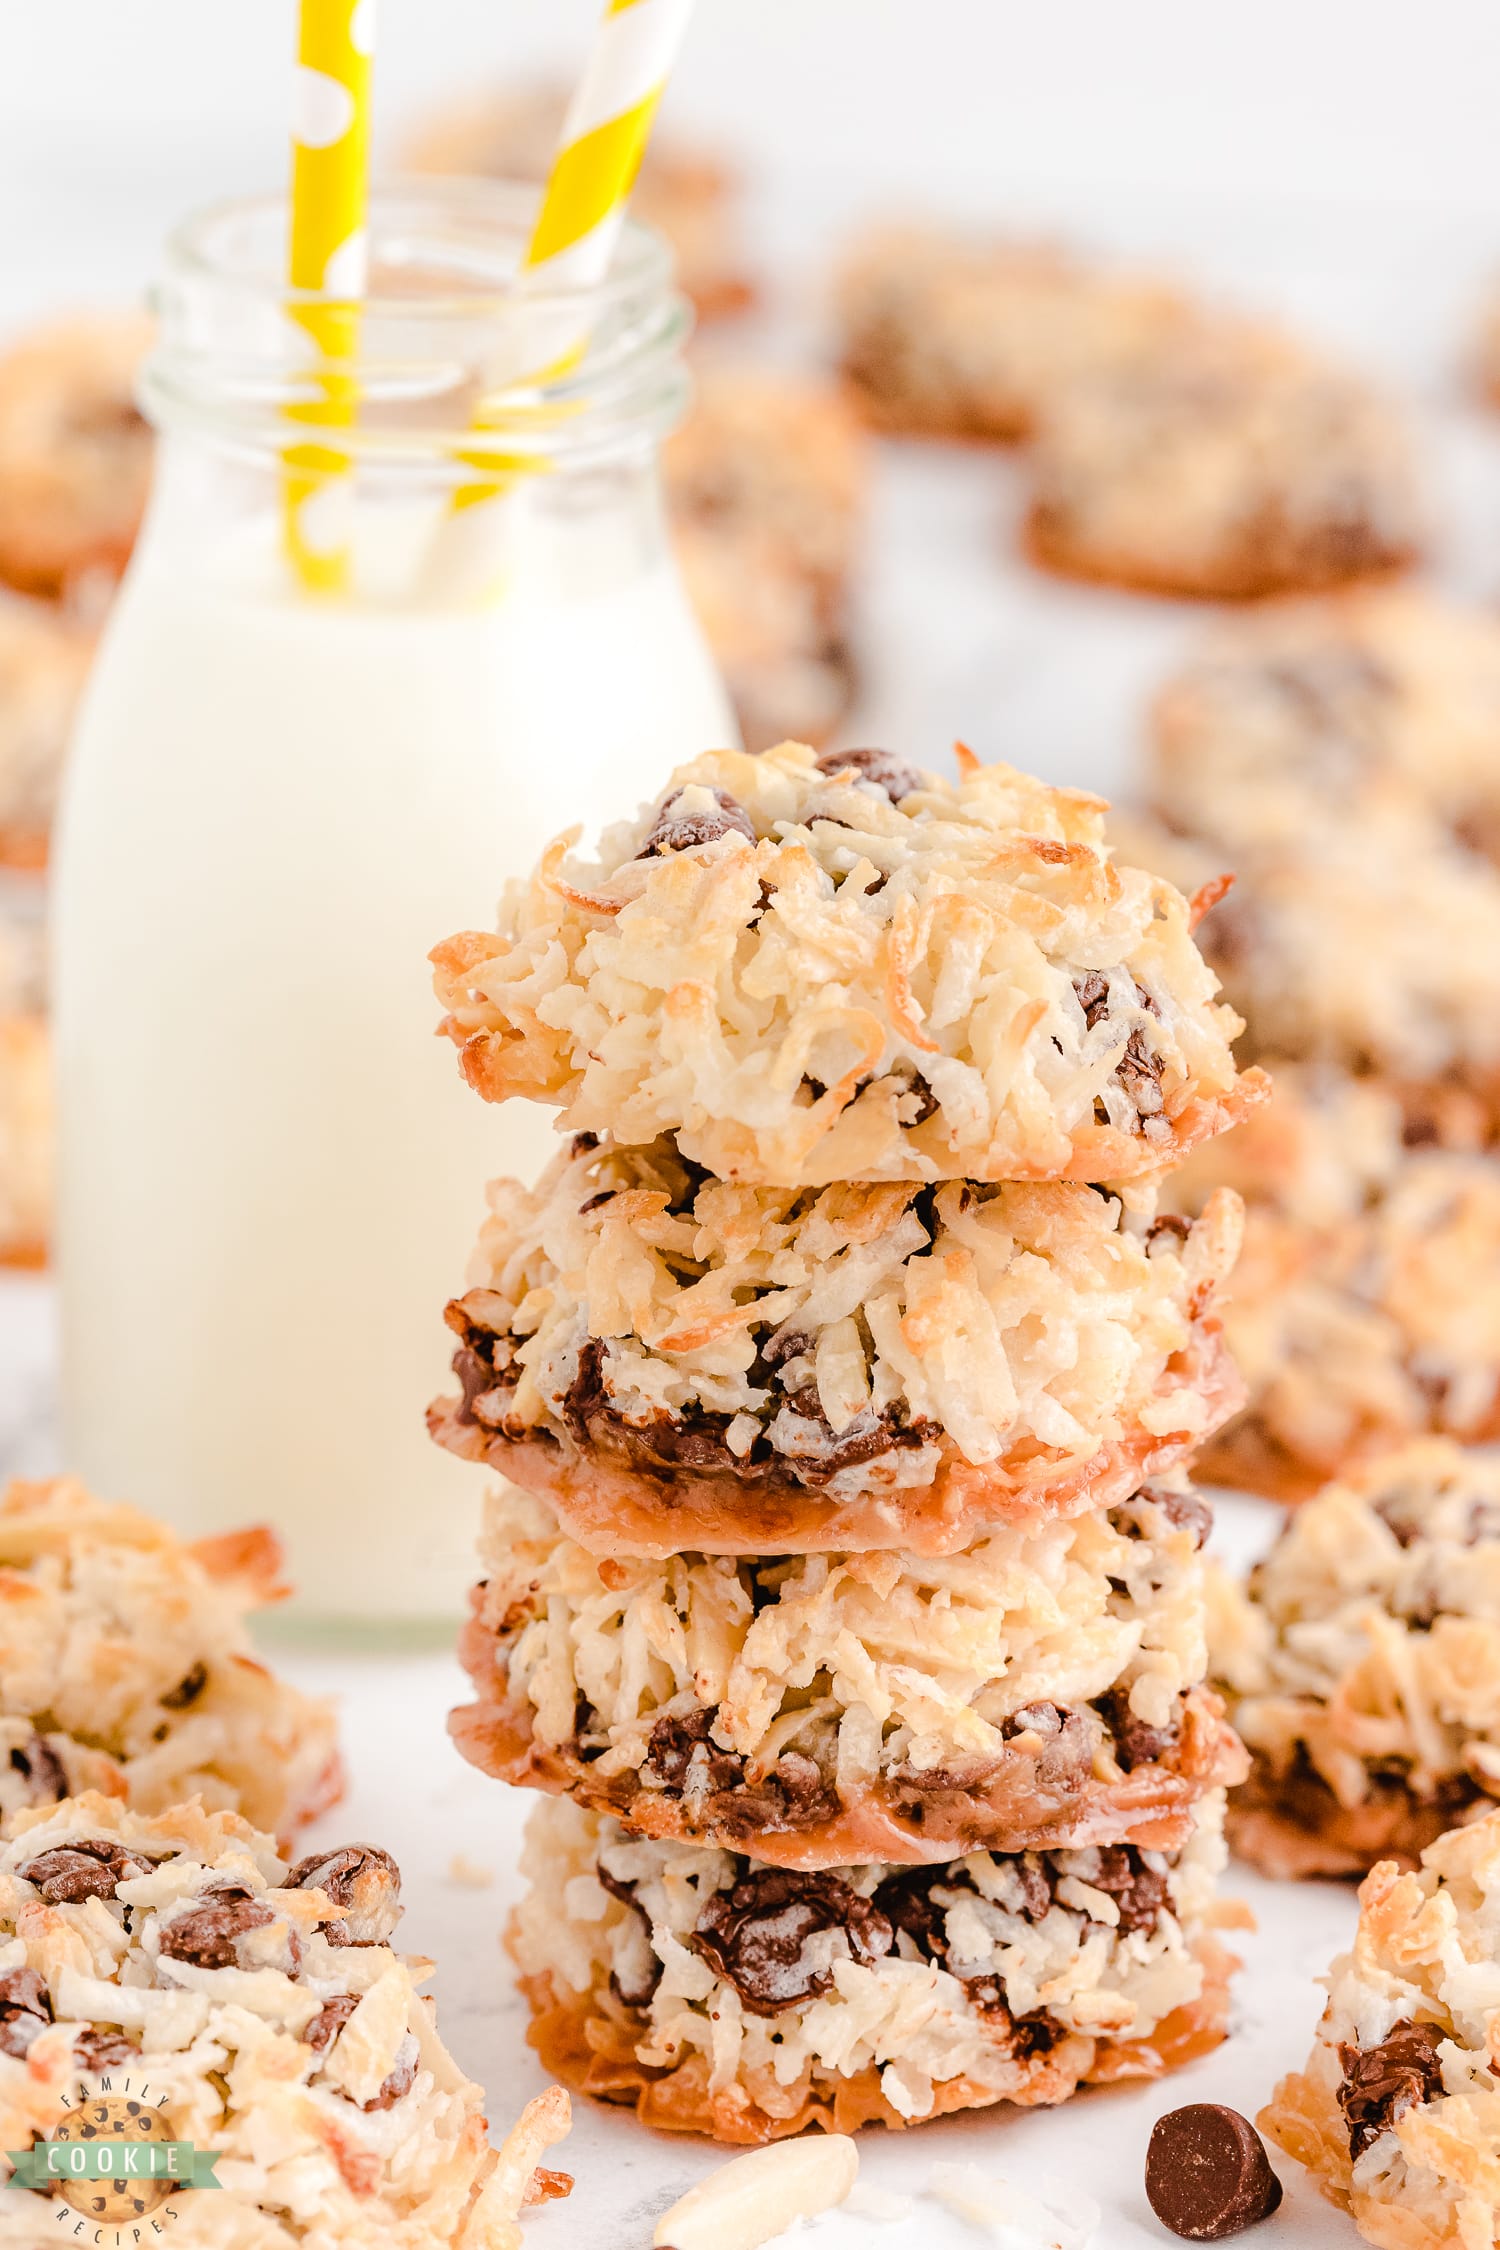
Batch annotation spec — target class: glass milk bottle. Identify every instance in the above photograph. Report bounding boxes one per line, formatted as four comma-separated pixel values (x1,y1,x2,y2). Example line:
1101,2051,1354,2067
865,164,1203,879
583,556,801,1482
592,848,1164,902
53,182,735,1628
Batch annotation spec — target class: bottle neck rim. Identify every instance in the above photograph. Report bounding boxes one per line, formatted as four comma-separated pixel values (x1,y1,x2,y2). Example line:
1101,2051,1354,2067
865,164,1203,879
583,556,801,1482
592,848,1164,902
143,178,693,474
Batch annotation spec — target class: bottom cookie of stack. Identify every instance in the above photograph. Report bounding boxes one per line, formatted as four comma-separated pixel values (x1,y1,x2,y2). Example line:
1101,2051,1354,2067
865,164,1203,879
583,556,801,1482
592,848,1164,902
509,1792,1235,2145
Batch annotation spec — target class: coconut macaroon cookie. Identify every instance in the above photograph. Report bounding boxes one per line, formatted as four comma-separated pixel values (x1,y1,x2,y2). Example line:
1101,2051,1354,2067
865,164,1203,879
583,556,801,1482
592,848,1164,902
431,1134,1244,1552
836,226,1190,444
665,369,868,749
1162,1070,1500,1498
1262,1812,1500,2250
512,1792,1234,2144
1024,319,1423,602
1175,815,1500,1103
1472,275,1500,411
432,741,1267,1187
0,905,49,1265
0,1478,341,1839
1209,1442,1500,1879
453,1477,1243,1866
0,592,92,869
0,314,152,601
666,369,867,603
674,527,855,753
1142,592,1500,1109
0,1793,571,2245
1150,589,1500,865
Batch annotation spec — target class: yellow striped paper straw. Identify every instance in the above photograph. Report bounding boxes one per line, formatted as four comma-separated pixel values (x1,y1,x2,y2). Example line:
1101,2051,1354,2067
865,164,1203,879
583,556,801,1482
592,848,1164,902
284,0,375,594
450,0,697,521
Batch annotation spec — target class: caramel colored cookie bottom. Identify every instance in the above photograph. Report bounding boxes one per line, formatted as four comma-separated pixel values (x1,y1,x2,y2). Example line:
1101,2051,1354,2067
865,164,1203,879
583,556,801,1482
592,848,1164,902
429,1324,1243,1559
1193,1415,1327,1505
840,364,1033,445
452,1657,1245,1867
1023,504,1416,605
1198,1404,1500,1510
517,1936,1236,2147
1228,1756,1488,1880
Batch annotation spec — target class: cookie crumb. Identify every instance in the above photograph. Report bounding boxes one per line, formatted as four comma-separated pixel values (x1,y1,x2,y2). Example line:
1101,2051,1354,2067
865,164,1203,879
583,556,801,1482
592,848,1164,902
928,2161,1099,2247
447,1851,494,1888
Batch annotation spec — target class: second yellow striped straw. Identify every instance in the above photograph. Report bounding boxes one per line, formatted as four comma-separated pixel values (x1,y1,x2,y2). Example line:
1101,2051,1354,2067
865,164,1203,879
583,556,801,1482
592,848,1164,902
284,0,375,595
446,0,697,548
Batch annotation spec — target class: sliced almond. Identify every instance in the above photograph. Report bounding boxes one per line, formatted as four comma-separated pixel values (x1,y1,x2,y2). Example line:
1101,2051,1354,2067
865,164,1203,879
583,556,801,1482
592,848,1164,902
654,2134,859,2250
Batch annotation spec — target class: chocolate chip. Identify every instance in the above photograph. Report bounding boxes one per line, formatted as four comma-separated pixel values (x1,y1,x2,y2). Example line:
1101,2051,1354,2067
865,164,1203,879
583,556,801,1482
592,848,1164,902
1088,1845,1169,1935
1337,2018,1445,2159
892,1064,939,1124
360,2039,417,2112
1145,2105,1284,2239
1141,1481,1214,1548
0,1967,51,2058
306,1993,416,2110
9,1736,67,1804
595,1864,663,2010
1074,973,1166,1127
636,787,757,858
1145,1214,1192,1250
691,1868,892,2015
641,1708,744,1795
17,1841,156,1904
306,1992,359,2054
157,1890,276,1969
872,1865,969,1961
73,2029,136,2072
561,1336,608,1445
1100,1686,1181,1773
284,1844,401,1946
1015,1860,1055,1923
815,746,922,803
161,1661,208,1709
1004,1701,1066,1740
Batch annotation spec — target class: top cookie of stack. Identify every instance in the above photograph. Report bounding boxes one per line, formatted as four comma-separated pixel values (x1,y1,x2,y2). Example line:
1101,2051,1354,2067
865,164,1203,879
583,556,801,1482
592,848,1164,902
433,739,1266,1188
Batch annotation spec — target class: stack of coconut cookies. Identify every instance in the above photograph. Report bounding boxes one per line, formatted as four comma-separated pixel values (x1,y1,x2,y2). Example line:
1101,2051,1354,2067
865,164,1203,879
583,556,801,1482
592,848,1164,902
428,738,1267,2144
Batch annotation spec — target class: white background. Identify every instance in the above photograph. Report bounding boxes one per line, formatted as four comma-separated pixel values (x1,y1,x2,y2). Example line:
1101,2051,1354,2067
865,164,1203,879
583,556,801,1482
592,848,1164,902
2,1,1500,329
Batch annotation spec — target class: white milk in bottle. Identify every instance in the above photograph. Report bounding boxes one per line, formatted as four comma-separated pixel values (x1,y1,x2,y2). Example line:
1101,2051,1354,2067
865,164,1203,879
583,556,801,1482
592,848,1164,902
53,185,735,1625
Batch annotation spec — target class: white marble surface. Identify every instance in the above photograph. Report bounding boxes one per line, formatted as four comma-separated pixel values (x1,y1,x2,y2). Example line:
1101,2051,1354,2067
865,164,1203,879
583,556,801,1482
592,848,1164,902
0,1270,1359,2248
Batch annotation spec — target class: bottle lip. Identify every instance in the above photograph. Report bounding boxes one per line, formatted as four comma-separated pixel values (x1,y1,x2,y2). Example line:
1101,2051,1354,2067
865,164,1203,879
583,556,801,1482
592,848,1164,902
162,176,676,325
145,176,693,472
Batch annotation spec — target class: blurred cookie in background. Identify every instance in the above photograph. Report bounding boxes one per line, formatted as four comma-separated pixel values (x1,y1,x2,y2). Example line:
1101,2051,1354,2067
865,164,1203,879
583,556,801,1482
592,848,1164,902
836,224,1188,444
1142,595,1500,1116
1025,318,1423,601
1151,588,1500,862
403,82,754,319
1163,1066,1500,1500
1471,274,1500,408
667,368,867,597
1210,1440,1500,1876
1109,795,1500,1501
0,891,48,1269
666,368,869,747
0,314,152,603
0,594,94,871
674,525,853,749
0,1479,340,1836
